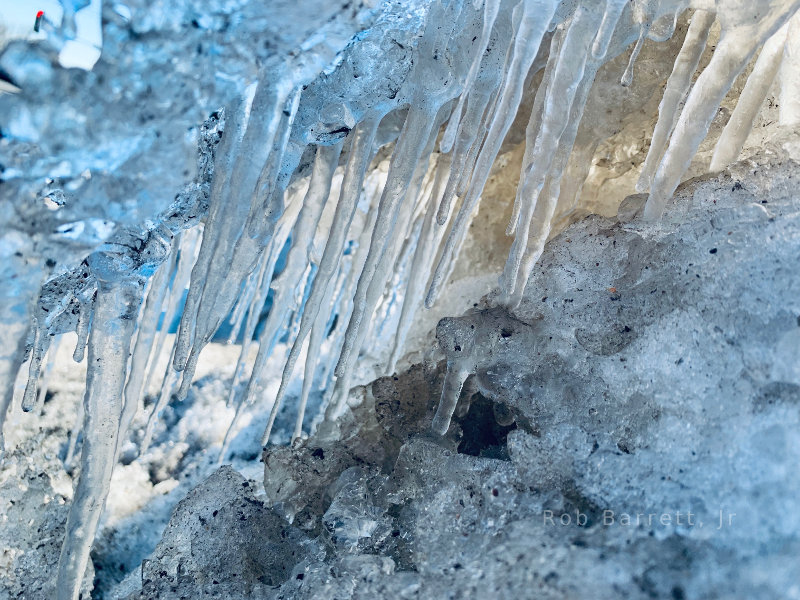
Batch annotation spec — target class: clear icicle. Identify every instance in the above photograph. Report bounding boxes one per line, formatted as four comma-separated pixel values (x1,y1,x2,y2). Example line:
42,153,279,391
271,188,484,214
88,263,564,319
710,21,790,172
334,104,439,383
388,154,451,374
440,0,501,153
140,346,179,456
219,144,338,461
120,241,176,434
620,21,649,87
431,361,471,435
644,6,800,220
56,275,146,600
35,335,62,413
72,292,95,363
21,318,52,412
226,268,259,345
223,245,273,408
176,86,299,402
328,126,441,423
427,0,558,307
266,116,381,446
593,0,629,59
239,143,342,410
636,8,715,193
510,57,599,306
173,87,259,373
500,4,600,303
316,182,382,394
437,82,496,226
509,25,565,236
293,267,340,442
142,229,200,399
217,224,291,459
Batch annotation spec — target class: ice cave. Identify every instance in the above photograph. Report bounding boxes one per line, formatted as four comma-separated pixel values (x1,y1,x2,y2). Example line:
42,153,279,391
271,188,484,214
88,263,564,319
1,0,800,598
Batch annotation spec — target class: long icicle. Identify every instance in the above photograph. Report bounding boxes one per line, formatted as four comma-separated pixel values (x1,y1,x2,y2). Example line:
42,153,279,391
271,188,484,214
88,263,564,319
173,86,258,373
388,153,451,374
175,86,298,401
21,318,52,412
593,0,629,59
266,116,381,447
440,0,501,153
223,243,274,408
636,9,716,193
709,20,790,171
56,273,147,600
509,25,565,235
120,239,177,436
644,5,800,220
427,0,558,307
141,229,201,401
500,3,601,303
333,104,439,383
238,142,342,410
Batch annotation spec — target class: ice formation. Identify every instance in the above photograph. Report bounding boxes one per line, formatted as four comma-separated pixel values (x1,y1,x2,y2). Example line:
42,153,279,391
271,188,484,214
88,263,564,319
2,0,800,598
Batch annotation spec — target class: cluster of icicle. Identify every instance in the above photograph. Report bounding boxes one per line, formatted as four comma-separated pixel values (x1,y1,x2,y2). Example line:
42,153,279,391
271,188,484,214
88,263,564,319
2,0,800,598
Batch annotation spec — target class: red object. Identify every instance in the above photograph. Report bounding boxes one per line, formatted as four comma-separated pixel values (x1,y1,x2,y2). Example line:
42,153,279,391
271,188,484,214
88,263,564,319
36,10,44,18
34,10,44,32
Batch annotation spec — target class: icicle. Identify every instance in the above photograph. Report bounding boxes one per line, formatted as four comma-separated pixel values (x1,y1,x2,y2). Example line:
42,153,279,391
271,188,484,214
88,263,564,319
139,350,179,456
778,12,800,127
216,212,295,460
173,89,257,373
142,229,200,400
437,84,496,226
120,241,176,435
226,267,259,345
330,0,470,381
511,55,599,305
388,154,451,373
593,0,629,59
292,268,340,442
265,116,381,446
223,246,273,408
710,21,790,172
509,25,565,236
72,291,94,363
173,81,271,373
440,0,501,153
428,0,558,307
56,274,145,600
644,6,800,220
636,9,715,193
620,21,649,87
217,156,320,461
316,182,383,393
334,104,440,386
430,316,476,435
500,4,601,303
238,143,342,411
21,318,53,412
328,123,443,425
175,86,299,401
34,335,62,413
